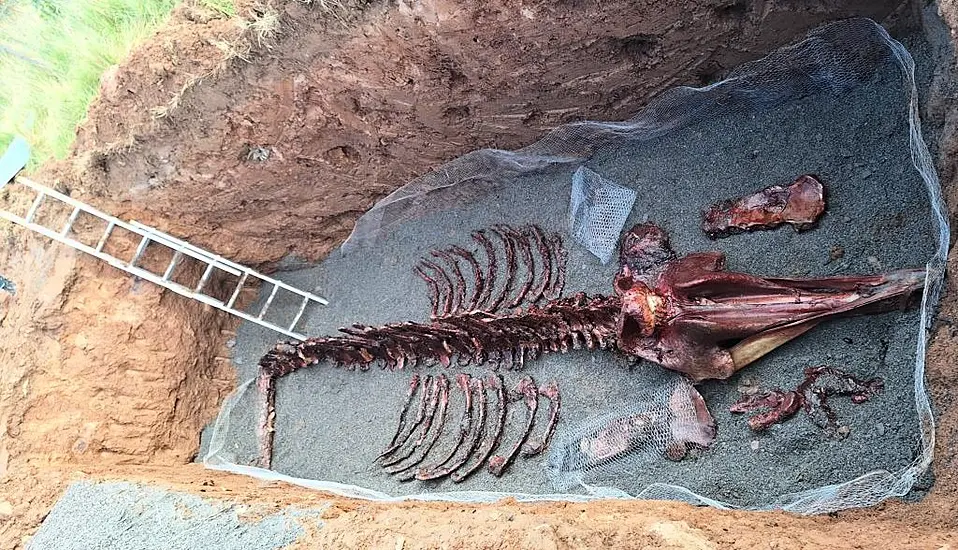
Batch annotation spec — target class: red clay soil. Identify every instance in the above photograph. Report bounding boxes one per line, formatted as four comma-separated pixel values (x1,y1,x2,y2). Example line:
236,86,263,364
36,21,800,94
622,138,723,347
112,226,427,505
43,0,910,265
2,0,957,548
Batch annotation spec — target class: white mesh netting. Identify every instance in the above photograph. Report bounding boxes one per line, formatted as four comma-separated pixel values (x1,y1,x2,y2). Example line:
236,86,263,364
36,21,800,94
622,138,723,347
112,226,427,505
204,18,948,514
569,166,638,264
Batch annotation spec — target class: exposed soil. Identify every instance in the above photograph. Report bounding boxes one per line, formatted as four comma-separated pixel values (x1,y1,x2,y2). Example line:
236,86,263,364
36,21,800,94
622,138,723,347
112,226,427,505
41,0,910,266
2,0,958,548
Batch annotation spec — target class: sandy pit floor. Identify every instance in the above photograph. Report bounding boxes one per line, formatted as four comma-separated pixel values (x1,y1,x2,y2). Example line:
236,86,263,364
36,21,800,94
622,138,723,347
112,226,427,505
205,43,939,508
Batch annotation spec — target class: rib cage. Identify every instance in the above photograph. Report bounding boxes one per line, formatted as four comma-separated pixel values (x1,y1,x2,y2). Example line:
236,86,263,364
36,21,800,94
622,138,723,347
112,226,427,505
255,292,614,468
416,224,568,318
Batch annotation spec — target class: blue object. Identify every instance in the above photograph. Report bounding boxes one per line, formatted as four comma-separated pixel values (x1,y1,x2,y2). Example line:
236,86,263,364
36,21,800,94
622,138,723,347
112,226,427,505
0,275,14,295
0,136,30,187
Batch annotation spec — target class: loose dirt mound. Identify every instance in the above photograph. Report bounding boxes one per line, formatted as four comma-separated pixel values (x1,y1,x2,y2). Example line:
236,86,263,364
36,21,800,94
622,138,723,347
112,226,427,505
3,0,958,548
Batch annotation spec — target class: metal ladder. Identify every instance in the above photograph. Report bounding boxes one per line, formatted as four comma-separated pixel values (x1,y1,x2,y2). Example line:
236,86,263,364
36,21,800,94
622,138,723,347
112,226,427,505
0,140,327,340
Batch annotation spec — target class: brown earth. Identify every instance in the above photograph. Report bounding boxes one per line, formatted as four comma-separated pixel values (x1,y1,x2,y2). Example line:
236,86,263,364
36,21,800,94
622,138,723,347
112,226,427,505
2,0,958,548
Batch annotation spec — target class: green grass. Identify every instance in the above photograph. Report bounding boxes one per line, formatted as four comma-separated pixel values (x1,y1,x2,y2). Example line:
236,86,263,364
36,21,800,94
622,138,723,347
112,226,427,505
0,0,236,168
200,0,238,17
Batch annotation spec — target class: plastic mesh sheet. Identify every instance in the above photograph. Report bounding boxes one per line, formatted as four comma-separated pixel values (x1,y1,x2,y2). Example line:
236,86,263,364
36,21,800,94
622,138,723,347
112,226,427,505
569,167,638,264
204,18,948,514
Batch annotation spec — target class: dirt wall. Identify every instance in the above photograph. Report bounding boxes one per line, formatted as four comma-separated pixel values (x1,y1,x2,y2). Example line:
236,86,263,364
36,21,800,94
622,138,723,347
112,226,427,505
4,0,958,548
48,0,905,265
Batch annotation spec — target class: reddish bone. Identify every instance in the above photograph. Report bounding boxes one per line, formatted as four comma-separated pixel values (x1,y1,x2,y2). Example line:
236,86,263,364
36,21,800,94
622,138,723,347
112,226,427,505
614,223,924,382
702,174,826,238
419,259,454,317
254,221,924,470
549,233,568,299
521,380,561,457
471,230,498,310
449,245,485,312
387,374,451,478
488,376,538,477
378,375,434,460
417,377,487,481
452,374,507,482
489,226,517,312
504,225,536,308
415,374,473,480
431,249,467,314
381,373,421,456
382,375,443,467
731,366,884,433
528,225,553,304
414,267,441,319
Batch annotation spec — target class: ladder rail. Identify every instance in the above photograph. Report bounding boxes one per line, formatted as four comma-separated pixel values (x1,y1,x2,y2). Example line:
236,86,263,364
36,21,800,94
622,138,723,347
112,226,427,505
0,208,309,340
129,220,330,306
0,176,330,341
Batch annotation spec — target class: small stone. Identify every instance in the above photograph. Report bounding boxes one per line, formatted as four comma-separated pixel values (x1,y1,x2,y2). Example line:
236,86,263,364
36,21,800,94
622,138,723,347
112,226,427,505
0,501,12,516
836,425,851,439
826,245,844,265
750,440,760,451
737,377,760,395
842,216,852,224
244,145,271,162
875,423,886,436
867,256,882,270
225,338,236,349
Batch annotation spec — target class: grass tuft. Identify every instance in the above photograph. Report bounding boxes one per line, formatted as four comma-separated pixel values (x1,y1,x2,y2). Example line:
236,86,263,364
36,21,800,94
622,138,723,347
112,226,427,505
0,0,239,167
199,0,238,18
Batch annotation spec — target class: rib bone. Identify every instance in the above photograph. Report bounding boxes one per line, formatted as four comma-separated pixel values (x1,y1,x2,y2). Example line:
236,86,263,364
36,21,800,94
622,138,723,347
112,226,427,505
489,226,517,312
386,374,451,476
450,245,484,312
415,374,473,480
471,230,498,311
521,379,560,457
529,225,553,304
451,374,506,482
381,373,421,456
488,376,538,477
378,375,433,460
382,375,442,467
417,377,487,480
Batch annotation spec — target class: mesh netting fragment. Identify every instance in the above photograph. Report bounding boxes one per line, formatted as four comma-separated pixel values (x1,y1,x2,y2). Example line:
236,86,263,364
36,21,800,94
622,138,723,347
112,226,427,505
546,374,714,491
569,167,637,264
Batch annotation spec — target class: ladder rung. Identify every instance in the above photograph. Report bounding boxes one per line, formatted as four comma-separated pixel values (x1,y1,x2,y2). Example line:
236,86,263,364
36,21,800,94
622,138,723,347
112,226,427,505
288,296,310,332
195,263,215,293
162,251,182,281
95,221,115,252
258,284,280,320
24,192,44,224
129,236,150,268
226,272,249,309
1,177,330,340
60,206,81,237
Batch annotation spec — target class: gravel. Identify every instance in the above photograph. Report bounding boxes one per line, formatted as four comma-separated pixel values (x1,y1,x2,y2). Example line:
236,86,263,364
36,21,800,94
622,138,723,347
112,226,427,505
27,482,324,550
